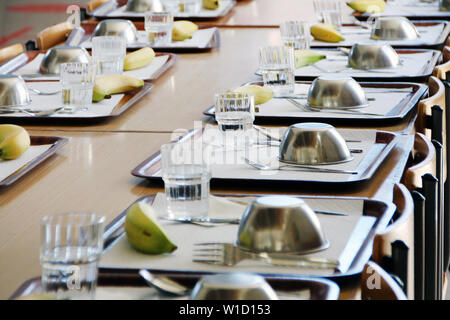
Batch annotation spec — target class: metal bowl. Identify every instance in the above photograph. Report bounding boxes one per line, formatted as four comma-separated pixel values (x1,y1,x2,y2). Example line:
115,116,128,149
370,17,419,41
92,19,139,44
306,75,368,110
126,0,154,12
348,42,400,70
190,273,279,300
237,196,329,254
279,123,353,165
0,75,31,108
40,46,91,74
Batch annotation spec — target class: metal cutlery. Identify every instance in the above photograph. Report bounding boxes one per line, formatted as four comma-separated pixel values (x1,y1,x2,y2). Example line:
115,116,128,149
252,125,361,143
253,140,362,153
286,98,384,117
28,88,60,96
166,217,241,227
0,106,64,117
193,242,339,269
244,158,358,175
139,269,189,296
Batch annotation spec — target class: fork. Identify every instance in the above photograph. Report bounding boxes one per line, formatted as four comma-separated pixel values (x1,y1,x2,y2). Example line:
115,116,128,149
193,242,339,269
244,157,358,175
286,98,384,117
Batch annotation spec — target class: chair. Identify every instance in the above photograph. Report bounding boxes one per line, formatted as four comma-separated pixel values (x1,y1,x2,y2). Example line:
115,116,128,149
402,133,446,299
361,261,408,300
415,76,446,180
0,43,25,65
371,183,414,299
433,47,450,79
87,0,112,12
36,21,73,50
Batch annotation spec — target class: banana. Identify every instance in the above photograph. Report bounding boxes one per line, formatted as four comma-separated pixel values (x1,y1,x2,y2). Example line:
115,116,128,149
203,0,220,10
172,20,198,41
0,124,30,160
123,47,155,71
310,23,344,43
92,75,144,102
347,0,385,13
294,50,326,68
233,85,273,105
125,201,177,254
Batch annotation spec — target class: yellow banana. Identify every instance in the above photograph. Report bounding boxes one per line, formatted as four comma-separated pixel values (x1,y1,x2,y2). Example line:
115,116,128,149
310,23,344,43
0,124,30,160
93,75,144,102
172,20,198,41
233,85,273,105
347,0,385,13
123,47,155,71
295,50,326,68
203,0,220,10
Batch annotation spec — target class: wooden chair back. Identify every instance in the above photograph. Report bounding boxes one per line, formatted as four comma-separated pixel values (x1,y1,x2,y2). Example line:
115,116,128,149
361,261,408,300
433,47,450,79
87,0,112,12
403,133,437,190
36,21,73,50
415,76,446,180
371,183,414,299
0,43,25,65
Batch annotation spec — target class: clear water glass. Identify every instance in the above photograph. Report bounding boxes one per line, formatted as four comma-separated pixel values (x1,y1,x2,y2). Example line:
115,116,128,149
215,92,255,149
178,0,202,13
40,213,105,300
161,142,211,220
313,0,343,29
59,62,96,113
259,46,295,97
92,36,126,75
280,21,311,50
145,11,174,45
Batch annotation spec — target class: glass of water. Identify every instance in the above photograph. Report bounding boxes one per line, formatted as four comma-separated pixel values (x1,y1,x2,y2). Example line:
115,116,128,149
92,36,126,75
40,213,105,300
280,21,311,50
259,46,295,97
313,0,343,29
145,11,174,45
178,0,202,13
60,62,96,113
161,142,211,220
215,92,255,150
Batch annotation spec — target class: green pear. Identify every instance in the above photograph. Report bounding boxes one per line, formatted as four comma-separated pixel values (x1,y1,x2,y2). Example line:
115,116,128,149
294,50,327,68
125,201,177,254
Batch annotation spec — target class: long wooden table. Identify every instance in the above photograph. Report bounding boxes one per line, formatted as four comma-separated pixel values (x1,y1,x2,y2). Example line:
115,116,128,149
0,0,440,300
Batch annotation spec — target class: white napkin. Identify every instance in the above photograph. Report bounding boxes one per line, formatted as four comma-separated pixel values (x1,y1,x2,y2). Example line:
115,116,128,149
254,83,411,118
13,54,169,81
105,0,234,18
100,194,374,276
0,144,52,182
294,50,435,78
81,28,218,49
312,24,445,47
371,2,450,17
0,81,124,118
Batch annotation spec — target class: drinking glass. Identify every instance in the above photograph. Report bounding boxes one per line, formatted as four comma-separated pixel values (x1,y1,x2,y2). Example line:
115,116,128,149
258,46,295,97
313,0,343,29
40,213,105,300
280,21,311,50
92,36,126,75
59,62,96,113
178,0,202,13
215,92,255,150
144,11,174,45
161,142,211,220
